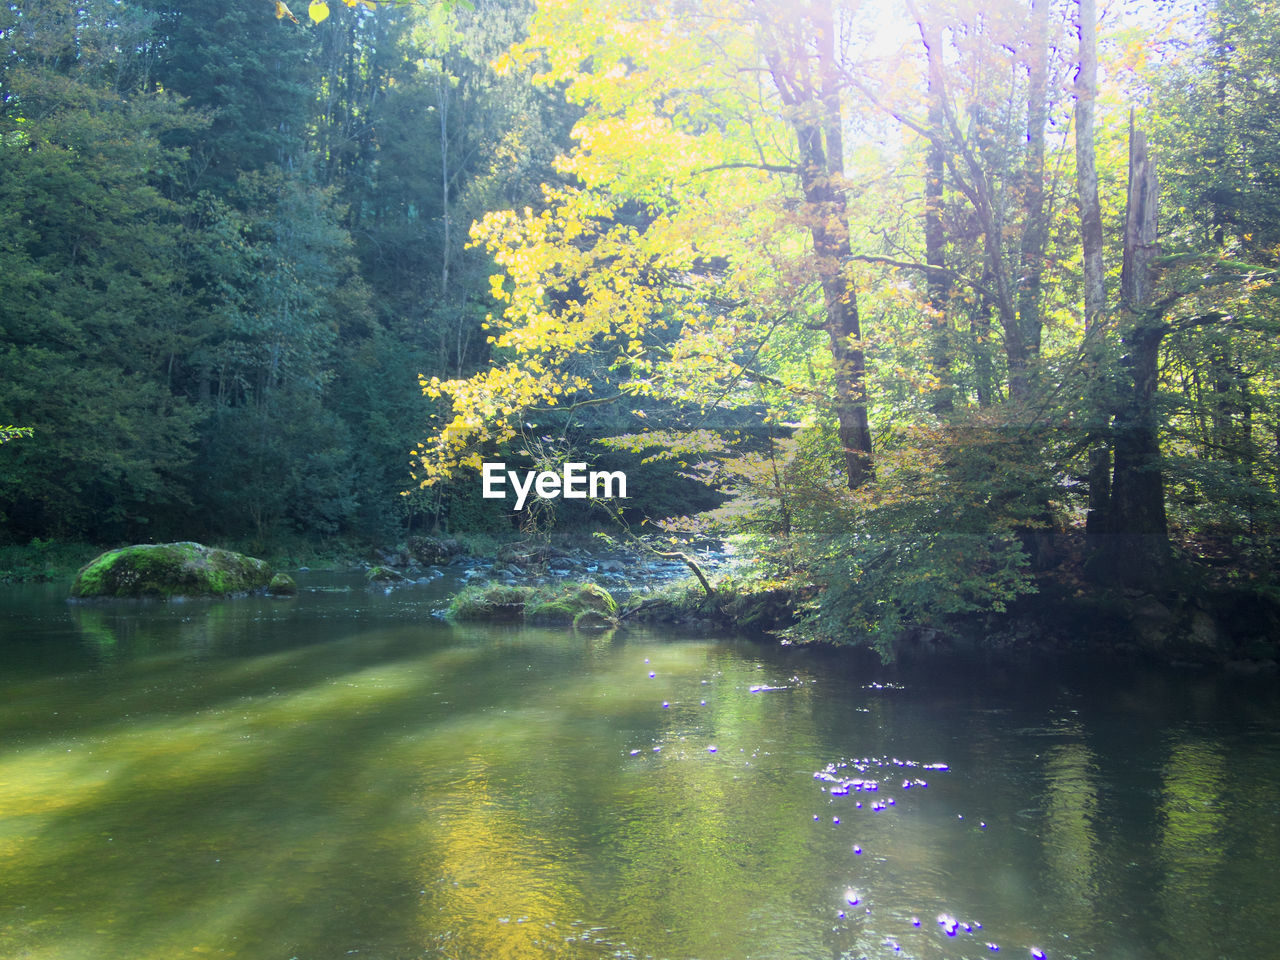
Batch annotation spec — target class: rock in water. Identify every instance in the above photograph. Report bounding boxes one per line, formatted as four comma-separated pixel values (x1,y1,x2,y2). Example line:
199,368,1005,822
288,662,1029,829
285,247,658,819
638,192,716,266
70,542,273,599
267,573,299,596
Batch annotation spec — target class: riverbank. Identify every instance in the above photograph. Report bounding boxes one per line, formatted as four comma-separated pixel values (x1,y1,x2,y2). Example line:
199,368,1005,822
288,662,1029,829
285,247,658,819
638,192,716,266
9,530,1277,669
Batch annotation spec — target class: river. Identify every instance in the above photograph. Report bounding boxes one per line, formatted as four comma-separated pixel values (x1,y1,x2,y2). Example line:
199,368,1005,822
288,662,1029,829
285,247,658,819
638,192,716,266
1,574,1278,959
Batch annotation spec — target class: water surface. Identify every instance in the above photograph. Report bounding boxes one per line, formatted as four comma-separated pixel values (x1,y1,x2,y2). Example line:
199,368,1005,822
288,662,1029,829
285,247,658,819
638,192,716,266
2,575,1278,959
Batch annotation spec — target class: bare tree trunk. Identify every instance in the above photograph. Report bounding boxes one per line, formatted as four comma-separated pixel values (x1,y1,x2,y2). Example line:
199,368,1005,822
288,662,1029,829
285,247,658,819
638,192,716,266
1107,117,1170,585
1075,0,1105,326
924,37,952,415
1075,0,1111,540
436,70,452,300
1011,0,1050,405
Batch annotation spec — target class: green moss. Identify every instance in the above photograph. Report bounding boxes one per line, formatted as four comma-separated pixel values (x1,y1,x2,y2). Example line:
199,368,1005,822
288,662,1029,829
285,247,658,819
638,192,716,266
267,573,298,596
366,565,406,583
70,542,273,599
525,583,618,626
448,584,532,620
573,582,618,615
524,598,576,622
447,581,618,628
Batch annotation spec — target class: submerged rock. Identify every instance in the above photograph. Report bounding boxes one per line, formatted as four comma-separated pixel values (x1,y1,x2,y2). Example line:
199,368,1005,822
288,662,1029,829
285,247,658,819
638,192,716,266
267,573,298,596
71,542,273,599
366,565,408,584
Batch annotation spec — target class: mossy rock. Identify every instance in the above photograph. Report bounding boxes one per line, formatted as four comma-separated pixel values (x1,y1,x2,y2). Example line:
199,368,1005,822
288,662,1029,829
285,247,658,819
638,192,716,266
448,584,532,620
572,608,615,631
71,542,273,599
447,581,618,627
526,583,618,626
267,573,298,596
366,565,407,583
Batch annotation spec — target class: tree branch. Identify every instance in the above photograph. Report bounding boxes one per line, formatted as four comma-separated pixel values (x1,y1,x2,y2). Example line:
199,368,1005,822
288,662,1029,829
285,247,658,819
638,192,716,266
844,253,1002,305
694,160,800,176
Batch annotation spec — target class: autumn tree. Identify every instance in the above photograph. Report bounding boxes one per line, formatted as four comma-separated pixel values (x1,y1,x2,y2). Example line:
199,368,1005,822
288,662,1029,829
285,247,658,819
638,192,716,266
414,0,880,493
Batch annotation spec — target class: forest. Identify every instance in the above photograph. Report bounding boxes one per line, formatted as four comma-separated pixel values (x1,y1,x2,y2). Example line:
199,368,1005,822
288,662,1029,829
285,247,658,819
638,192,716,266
2,0,1279,654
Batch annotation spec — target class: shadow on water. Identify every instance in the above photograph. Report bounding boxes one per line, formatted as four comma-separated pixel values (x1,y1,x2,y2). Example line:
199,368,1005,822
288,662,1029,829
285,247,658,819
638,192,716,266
1,577,1279,959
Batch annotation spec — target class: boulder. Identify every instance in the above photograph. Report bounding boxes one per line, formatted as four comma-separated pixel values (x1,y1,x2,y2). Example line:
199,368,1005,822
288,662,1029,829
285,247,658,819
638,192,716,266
408,536,465,566
71,542,273,599
267,573,298,596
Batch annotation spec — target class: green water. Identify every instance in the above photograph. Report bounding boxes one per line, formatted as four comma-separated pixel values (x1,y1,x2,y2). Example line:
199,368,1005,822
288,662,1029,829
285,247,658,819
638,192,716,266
2,575,1278,960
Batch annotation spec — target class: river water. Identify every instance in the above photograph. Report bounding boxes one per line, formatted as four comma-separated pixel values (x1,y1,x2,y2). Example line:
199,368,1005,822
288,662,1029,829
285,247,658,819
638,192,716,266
1,574,1278,960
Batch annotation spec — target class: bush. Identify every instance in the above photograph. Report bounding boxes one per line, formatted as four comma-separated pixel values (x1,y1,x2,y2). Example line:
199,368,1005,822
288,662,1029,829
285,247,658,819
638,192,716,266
779,420,1045,659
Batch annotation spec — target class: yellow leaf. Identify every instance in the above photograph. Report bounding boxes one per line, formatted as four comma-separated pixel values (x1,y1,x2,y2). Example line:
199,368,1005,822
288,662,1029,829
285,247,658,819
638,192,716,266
308,0,330,22
275,1,299,23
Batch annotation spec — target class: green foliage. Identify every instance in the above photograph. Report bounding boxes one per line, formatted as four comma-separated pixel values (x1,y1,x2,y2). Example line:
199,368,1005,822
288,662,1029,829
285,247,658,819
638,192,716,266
0,539,99,583
0,7,203,540
0,0,570,547
141,0,316,192
781,421,1043,659
1147,0,1280,565
1154,0,1280,257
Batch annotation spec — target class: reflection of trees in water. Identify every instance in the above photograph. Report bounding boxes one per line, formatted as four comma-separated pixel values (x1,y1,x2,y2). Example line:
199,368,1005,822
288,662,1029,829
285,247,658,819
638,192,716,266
414,652,831,959
6,608,1280,959
1158,737,1229,958
69,602,237,660
1040,735,1101,933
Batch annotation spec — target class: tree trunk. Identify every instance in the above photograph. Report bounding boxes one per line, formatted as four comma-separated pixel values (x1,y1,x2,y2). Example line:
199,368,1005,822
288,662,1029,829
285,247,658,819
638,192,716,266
1011,0,1050,404
815,2,872,488
1106,117,1170,585
1075,0,1112,540
924,33,952,415
766,0,873,489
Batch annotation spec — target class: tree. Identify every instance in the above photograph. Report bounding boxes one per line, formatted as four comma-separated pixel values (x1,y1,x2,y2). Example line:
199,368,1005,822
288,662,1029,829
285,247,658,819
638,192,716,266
141,0,316,194
0,0,202,540
414,0,882,493
189,168,370,541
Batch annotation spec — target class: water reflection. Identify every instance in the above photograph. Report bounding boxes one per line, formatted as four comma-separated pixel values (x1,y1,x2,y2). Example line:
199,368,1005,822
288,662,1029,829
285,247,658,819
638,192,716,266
0,580,1278,959
1157,737,1228,958
1041,736,1101,932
